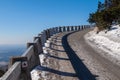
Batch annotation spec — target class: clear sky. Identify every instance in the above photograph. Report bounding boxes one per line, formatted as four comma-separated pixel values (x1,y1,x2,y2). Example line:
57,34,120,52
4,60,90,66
0,0,104,45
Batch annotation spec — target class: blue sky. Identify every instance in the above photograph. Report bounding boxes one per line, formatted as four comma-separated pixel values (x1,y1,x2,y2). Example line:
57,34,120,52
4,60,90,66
0,0,104,45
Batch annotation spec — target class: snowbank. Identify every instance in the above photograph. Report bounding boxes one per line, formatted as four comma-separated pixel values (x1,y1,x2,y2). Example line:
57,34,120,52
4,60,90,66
30,68,41,80
86,25,120,61
31,47,49,80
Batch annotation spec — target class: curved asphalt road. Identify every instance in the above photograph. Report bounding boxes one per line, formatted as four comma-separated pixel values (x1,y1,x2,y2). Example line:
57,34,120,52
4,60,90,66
62,29,120,80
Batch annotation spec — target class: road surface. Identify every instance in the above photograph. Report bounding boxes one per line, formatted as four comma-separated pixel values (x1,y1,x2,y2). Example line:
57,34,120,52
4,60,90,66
66,29,120,80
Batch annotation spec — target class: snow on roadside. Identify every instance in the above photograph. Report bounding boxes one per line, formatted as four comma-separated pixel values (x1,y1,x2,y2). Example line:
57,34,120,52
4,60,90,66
30,54,45,80
30,68,41,80
86,25,120,61
31,54,47,80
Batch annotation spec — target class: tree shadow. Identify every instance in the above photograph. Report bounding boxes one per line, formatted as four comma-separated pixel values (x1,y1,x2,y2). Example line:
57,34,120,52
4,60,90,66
110,27,118,31
62,31,97,80
37,66,77,77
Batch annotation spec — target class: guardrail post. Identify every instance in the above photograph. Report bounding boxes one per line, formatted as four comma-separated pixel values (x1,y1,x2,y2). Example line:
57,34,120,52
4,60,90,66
71,26,74,31
53,27,59,34
81,25,83,30
27,43,40,65
49,28,53,36
84,25,86,29
52,28,55,34
47,29,50,38
9,56,31,80
45,30,48,40
75,26,77,31
42,31,46,45
38,33,44,46
34,37,43,54
83,25,85,29
27,43,38,54
44,30,48,42
87,25,89,28
67,26,70,32
63,26,66,32
55,27,57,34
78,26,81,30
57,27,59,33
59,27,62,32
46,29,50,39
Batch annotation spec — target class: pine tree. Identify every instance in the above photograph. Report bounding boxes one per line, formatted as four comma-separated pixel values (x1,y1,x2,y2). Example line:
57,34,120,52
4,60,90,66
104,0,112,9
88,0,120,31
97,1,104,12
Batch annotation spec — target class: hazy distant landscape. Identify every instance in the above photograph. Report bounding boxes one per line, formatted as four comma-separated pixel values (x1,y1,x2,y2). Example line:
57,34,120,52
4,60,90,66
0,45,26,66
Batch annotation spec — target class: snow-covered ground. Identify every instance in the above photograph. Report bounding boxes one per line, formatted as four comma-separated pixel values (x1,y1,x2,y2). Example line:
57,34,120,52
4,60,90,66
86,25,120,65
31,53,49,80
